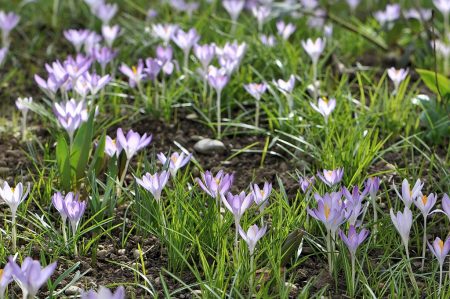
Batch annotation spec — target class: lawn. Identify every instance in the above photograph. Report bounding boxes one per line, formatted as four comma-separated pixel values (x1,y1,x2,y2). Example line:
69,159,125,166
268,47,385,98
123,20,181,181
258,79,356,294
0,0,449,298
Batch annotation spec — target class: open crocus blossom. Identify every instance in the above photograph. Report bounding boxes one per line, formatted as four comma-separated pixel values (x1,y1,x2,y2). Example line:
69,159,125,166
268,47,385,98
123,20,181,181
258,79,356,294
299,176,315,193
414,192,436,218
251,182,272,213
81,286,125,299
196,170,234,199
0,11,20,46
0,261,13,298
310,97,336,122
116,128,152,160
429,236,450,268
244,83,267,101
0,181,30,219
273,75,295,94
339,225,369,256
152,23,179,45
8,256,57,299
390,207,413,251
62,192,86,234
317,168,343,187
136,171,170,202
119,60,145,88
387,67,408,91
301,37,326,65
157,151,192,177
397,178,423,208
53,99,88,142
64,29,89,52
308,191,347,235
239,224,267,255
104,135,120,157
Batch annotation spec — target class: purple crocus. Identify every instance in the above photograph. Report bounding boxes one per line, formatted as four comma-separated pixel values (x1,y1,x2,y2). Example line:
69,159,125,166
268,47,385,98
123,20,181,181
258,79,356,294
260,34,276,47
339,225,369,256
273,75,295,94
101,24,120,47
252,5,271,31
414,193,437,218
53,99,88,142
196,170,234,199
397,178,423,208
317,168,343,187
64,29,89,52
172,28,200,69
119,60,145,88
251,182,272,213
64,55,92,82
0,261,13,297
104,135,120,157
152,24,179,45
84,31,102,53
244,83,267,101
299,176,315,193
93,46,117,71
194,43,215,71
157,151,192,177
428,236,450,294
0,11,20,47
8,256,57,298
239,224,267,255
276,21,296,40
222,191,254,246
442,193,450,220
116,128,152,160
52,192,68,223
311,97,336,122
81,286,125,299
301,37,326,65
342,186,368,226
94,2,118,24
223,0,245,23
216,41,246,74
62,192,86,233
136,171,170,202
308,191,347,235
155,46,175,75
83,72,111,95
390,207,413,251
364,177,380,199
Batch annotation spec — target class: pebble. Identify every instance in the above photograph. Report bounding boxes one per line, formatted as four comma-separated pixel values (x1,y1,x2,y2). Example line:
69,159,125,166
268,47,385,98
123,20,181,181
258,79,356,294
65,285,82,295
97,249,108,259
186,113,198,120
285,282,298,291
193,138,226,154
118,249,126,255
133,249,141,259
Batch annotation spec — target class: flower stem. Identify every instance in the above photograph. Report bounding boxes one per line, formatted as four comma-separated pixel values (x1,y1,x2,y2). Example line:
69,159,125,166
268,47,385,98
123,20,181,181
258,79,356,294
62,219,68,247
12,213,16,252
255,100,260,128
234,219,239,251
439,263,443,296
117,158,130,197
312,61,318,100
326,230,333,275
372,195,378,236
421,217,427,270
405,243,419,293
21,111,28,142
216,91,222,139
250,254,255,296
351,253,356,297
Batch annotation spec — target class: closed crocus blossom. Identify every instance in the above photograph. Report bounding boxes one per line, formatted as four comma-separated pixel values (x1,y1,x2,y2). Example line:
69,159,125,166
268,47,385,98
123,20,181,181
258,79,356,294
136,171,170,202
81,286,125,299
276,21,296,40
16,97,32,112
172,28,200,55
398,178,423,208
95,2,118,24
244,83,267,101
223,0,245,22
239,224,267,255
207,66,229,94
101,24,120,47
299,176,315,193
429,236,450,294
157,152,192,177
0,181,30,218
260,34,276,47
0,11,20,46
193,43,215,70
52,192,68,222
273,75,295,94
251,182,272,212
442,193,450,220
64,29,89,52
364,177,380,199
222,191,253,222
310,97,336,123
119,60,145,88
116,128,152,160
252,5,271,31
301,38,326,65
339,225,369,256
0,261,13,298
390,207,413,249
196,170,234,198
387,67,408,91
62,192,86,233
152,23,178,45
93,46,117,71
104,135,120,157
317,168,343,187
8,256,57,299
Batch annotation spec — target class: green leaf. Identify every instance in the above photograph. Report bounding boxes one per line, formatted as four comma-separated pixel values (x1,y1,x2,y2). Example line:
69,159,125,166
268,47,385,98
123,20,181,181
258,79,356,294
88,132,106,176
416,68,450,97
56,135,71,191
70,110,95,187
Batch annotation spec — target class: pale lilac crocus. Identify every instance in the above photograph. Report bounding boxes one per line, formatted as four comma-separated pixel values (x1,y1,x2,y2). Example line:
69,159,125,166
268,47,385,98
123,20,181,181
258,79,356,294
398,178,423,208
223,0,245,33
299,176,315,193
342,186,368,226
347,0,360,12
136,171,170,202
260,34,276,47
116,128,152,160
222,191,254,247
52,191,72,244
152,24,179,45
144,57,162,80
119,60,145,88
155,46,174,75
273,75,295,94
8,256,57,299
239,224,267,255
434,0,450,16
64,55,92,82
252,5,271,31
101,24,120,47
310,97,336,123
0,181,30,252
0,11,20,47
374,4,400,27
207,66,229,138
317,168,343,187
62,192,86,234
53,99,88,143
95,2,118,24
441,193,450,220
302,37,326,66
92,46,117,72
157,151,192,177
0,261,13,298
83,72,111,95
64,29,89,52
81,286,125,299
216,41,246,74
84,31,102,53
364,176,381,232
104,135,120,157
415,192,437,269
196,170,234,199
390,207,413,257
387,67,408,92
428,236,450,294
245,82,267,127
276,21,296,40
172,28,200,70
194,43,215,71
251,182,272,213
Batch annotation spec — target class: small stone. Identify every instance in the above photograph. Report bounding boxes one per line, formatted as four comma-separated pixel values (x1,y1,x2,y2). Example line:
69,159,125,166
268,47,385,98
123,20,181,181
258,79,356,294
193,138,226,154
186,113,198,120
65,285,82,295
118,249,126,255
133,249,141,259
285,282,298,291
97,250,108,259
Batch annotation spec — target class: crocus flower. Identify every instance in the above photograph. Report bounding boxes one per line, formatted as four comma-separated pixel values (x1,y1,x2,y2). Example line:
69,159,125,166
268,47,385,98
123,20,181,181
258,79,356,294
144,57,162,80
0,47,7,65
308,191,347,235
95,2,118,24
276,21,296,40
196,170,234,199
116,128,152,160
84,31,102,53
81,286,125,299
273,75,295,94
16,97,32,112
8,256,57,299
119,60,145,88
239,224,267,255
152,24,179,45
157,151,192,177
93,46,117,71
317,168,343,187
83,72,111,95
310,97,336,122
398,178,423,208
390,207,413,250
0,181,30,218
429,236,450,268
387,67,408,92
0,11,20,47
64,29,89,52
442,193,450,220
0,261,13,298
299,176,315,193
216,41,246,74
260,34,276,47
136,171,170,202
53,99,88,142
374,4,400,27
339,225,369,255
404,8,432,21
244,83,267,101
62,192,86,233
194,43,215,70
301,37,326,65
222,191,253,225
207,66,229,94
101,24,120,47
52,192,68,223
364,177,380,199
251,182,272,213
223,0,245,23
173,28,200,69
104,135,120,157
155,46,175,75
347,0,360,11
64,55,92,82
414,192,437,218
434,0,450,16
252,5,271,31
